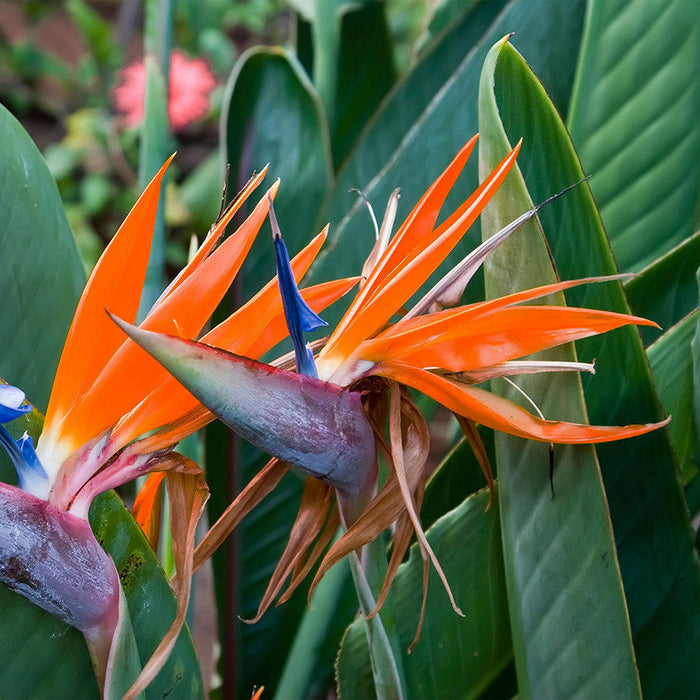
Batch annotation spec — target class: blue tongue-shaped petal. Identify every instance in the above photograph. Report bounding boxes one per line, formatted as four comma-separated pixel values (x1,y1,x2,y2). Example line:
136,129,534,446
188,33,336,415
0,384,32,423
269,194,327,377
0,384,48,495
15,433,49,493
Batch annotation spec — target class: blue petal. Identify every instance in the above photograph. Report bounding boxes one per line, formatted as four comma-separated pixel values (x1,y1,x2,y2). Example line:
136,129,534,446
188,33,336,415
0,425,48,494
15,433,48,493
0,385,31,423
297,343,319,379
271,206,327,377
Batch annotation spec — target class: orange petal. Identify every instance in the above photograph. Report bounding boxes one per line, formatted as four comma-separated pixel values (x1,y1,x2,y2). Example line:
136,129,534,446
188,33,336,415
360,305,657,371
320,141,521,370
319,138,478,365
365,136,480,291
57,183,276,452
132,471,165,551
160,168,268,300
374,363,669,443
44,156,173,438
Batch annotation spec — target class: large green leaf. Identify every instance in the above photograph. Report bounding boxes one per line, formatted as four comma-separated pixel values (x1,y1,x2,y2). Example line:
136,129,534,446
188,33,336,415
624,229,700,346
336,490,511,699
0,103,84,411
307,0,586,321
479,37,641,698
489,40,700,698
0,586,99,699
330,1,396,166
222,47,333,309
649,311,698,485
90,491,204,699
567,0,700,273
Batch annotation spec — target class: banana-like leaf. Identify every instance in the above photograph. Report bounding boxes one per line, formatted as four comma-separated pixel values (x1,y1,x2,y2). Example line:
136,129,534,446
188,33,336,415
488,38,700,698
649,311,698,485
625,230,700,346
479,37,641,698
567,0,700,273
329,1,396,165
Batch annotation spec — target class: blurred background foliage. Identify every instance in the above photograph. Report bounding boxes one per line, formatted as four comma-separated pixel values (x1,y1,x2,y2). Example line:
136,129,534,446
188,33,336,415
0,0,426,274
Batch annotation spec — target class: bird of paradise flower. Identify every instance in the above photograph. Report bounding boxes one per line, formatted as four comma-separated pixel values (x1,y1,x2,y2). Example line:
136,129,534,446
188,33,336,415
0,160,355,699
114,135,668,657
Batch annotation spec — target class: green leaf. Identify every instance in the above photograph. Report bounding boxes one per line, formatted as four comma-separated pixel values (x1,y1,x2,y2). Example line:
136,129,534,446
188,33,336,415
0,586,99,699
479,37,641,698
488,39,700,698
421,429,495,532
307,0,586,320
0,104,84,411
336,490,511,699
624,229,700,346
567,0,700,273
331,1,396,166
221,47,333,308
90,491,204,699
649,311,698,485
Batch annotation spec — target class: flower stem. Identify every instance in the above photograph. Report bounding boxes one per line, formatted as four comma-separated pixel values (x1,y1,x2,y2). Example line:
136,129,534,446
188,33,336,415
274,538,349,700
338,494,406,700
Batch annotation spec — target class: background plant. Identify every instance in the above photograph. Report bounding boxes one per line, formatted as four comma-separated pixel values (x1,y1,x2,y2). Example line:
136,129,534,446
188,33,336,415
0,1,698,698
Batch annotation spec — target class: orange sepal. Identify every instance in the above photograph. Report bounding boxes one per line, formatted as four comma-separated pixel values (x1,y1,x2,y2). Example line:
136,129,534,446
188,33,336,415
319,138,478,363
162,167,268,298
375,363,670,444
321,141,521,367
363,136,479,294
360,305,657,372
44,156,174,436
132,471,166,551
57,183,276,452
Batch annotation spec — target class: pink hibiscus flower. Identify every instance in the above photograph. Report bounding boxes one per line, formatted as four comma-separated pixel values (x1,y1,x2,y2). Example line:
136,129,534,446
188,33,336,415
113,50,217,131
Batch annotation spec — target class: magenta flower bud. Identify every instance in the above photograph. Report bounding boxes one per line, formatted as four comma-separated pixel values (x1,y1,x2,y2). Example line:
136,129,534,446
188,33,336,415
0,482,119,636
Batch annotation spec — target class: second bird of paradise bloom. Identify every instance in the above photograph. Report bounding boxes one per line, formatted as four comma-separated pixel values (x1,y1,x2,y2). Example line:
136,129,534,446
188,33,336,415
0,159,356,698
115,133,669,653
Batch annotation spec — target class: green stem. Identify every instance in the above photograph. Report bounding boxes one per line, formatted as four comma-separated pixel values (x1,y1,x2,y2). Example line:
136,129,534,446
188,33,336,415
138,0,173,317
274,542,350,700
338,497,406,700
